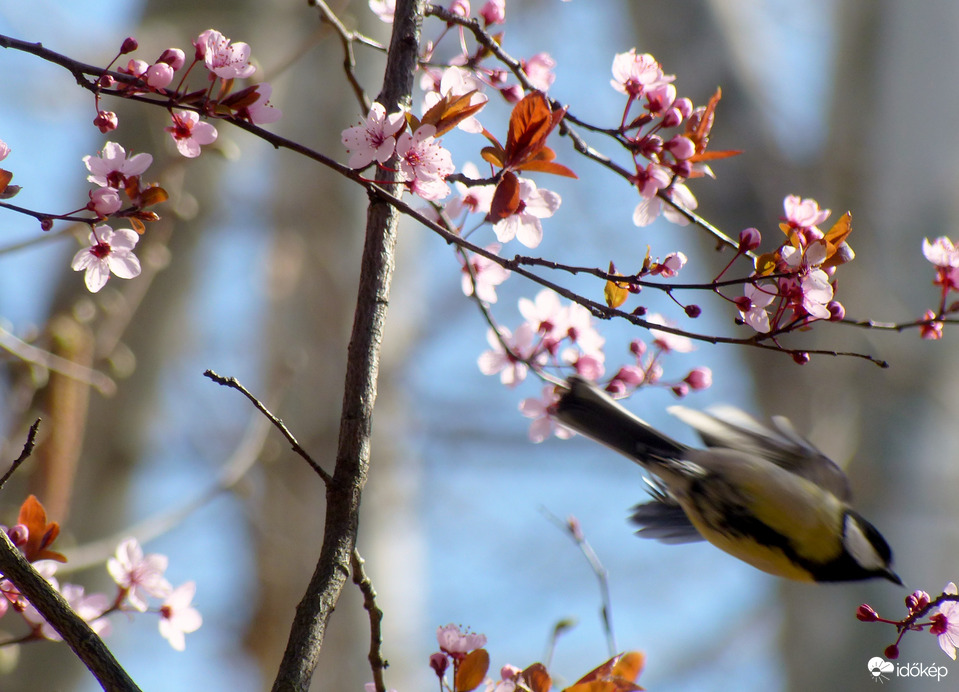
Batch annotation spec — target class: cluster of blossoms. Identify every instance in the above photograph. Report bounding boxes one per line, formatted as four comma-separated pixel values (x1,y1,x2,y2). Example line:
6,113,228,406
4,29,281,294
919,236,959,339
369,621,644,692
609,50,727,228
1,496,200,651
858,582,959,661
732,195,852,336
342,102,456,201
99,30,280,157
475,288,710,441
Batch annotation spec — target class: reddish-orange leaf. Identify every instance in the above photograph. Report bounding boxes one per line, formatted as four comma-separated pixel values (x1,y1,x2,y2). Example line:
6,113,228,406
522,663,552,692
688,149,742,163
131,217,146,234
516,159,578,178
489,171,521,221
0,169,11,195
139,185,169,207
688,87,722,154
611,652,645,682
455,649,490,692
822,211,854,268
17,495,66,563
754,251,779,276
421,91,488,138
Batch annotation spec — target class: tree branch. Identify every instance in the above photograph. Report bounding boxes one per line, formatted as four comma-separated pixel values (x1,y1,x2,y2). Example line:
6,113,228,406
270,1,424,689
0,531,140,691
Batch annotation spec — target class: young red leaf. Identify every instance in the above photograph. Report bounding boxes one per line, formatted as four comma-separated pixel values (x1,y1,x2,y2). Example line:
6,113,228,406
489,171,521,221
455,648,490,692
17,495,66,563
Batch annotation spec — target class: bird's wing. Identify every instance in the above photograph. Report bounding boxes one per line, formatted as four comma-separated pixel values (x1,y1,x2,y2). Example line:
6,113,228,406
667,405,851,501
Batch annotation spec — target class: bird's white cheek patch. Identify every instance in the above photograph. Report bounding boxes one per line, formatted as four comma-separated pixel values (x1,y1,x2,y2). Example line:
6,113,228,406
843,515,885,571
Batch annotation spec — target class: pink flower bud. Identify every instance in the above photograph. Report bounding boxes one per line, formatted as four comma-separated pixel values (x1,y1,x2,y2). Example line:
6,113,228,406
661,107,683,129
684,304,702,318
906,590,930,611
120,37,139,54
856,604,879,622
39,217,54,231
6,524,28,547
158,48,186,70
673,97,694,120
98,74,116,89
449,0,470,18
884,644,899,660
480,0,505,26
738,227,761,252
791,351,810,365
684,366,712,390
671,383,689,398
827,300,845,322
500,84,523,103
665,135,695,160
94,110,118,133
629,339,646,357
429,652,448,677
146,63,175,89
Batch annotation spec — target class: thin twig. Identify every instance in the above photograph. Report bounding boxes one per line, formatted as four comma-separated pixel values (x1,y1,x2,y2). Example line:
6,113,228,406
351,549,388,692
542,509,617,657
0,419,41,491
203,369,332,485
0,326,116,395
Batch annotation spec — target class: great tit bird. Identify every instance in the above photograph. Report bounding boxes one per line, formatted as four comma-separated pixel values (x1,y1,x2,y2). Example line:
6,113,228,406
553,376,902,585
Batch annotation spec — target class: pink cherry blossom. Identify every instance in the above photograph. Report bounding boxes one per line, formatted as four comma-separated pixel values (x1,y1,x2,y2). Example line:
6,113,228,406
632,181,697,227
521,385,574,443
395,125,455,200
159,582,203,651
83,142,153,188
492,178,561,248
933,583,959,659
518,288,565,342
738,282,777,333
647,313,694,353
684,366,712,390
923,236,959,267
477,324,542,386
71,226,142,293
341,102,406,169
523,53,556,92
0,140,9,162
107,537,172,611
460,243,510,303
446,162,494,218
610,50,674,98
166,110,218,158
783,194,830,239
236,83,282,125
437,623,486,654
157,48,186,70
195,29,256,79
921,309,945,340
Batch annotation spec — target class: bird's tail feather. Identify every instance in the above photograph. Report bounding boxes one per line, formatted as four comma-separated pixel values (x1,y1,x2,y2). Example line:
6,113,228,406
553,377,686,463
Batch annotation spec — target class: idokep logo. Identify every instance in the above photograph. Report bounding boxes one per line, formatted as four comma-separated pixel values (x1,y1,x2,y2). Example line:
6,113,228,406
867,656,949,683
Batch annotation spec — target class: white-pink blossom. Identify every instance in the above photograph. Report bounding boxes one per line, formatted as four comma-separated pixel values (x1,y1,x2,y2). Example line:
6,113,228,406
520,386,574,443
783,194,830,238
632,181,697,227
477,324,542,387
647,313,694,353
610,49,673,98
83,142,153,188
159,582,203,651
342,103,405,169
395,125,455,200
923,236,959,268
461,243,510,303
523,53,556,92
739,282,777,333
195,29,256,79
237,83,282,125
437,623,487,653
0,140,10,162
492,178,561,248
166,110,218,158
71,226,142,293
107,537,172,611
